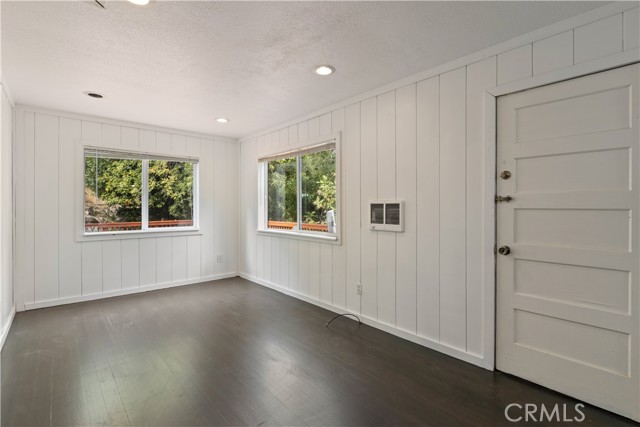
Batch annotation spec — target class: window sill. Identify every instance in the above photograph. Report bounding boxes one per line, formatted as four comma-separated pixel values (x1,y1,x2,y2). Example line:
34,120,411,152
78,228,202,242
257,228,340,244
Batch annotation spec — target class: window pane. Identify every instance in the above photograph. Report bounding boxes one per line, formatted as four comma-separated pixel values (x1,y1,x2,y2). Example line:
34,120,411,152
301,148,336,233
148,160,195,228
84,155,142,233
267,158,297,230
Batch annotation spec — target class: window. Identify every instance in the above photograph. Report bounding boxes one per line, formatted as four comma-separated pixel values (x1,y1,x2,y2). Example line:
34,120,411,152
259,137,338,239
84,148,198,234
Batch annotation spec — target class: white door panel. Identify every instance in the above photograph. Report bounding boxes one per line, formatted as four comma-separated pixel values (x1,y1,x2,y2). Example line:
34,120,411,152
496,63,640,421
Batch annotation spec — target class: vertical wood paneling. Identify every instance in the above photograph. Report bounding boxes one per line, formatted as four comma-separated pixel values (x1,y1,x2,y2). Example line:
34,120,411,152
227,141,238,273
121,127,139,149
139,238,157,286
308,242,320,299
288,125,297,147
256,236,264,280
139,129,155,151
271,237,280,284
171,134,186,155
82,121,102,144
264,236,272,282
288,240,299,292
236,9,633,366
319,113,332,137
249,139,258,277
298,121,309,144
320,244,332,303
121,240,140,289
185,136,200,156
308,117,320,139
360,97,378,319
497,45,532,85
624,8,639,51
15,111,32,307
256,137,265,281
34,114,59,302
574,14,623,64
345,103,361,314
416,76,440,340
187,236,201,279
102,124,120,147
156,237,172,284
58,118,82,299
279,238,289,288
214,141,227,274
279,128,289,149
331,108,346,309
102,241,122,293
533,31,573,75
82,242,102,295
376,91,396,326
155,132,171,153
466,57,497,356
298,240,309,295
239,140,247,274
395,84,417,333
200,140,215,277
18,109,236,310
171,236,187,282
439,67,467,350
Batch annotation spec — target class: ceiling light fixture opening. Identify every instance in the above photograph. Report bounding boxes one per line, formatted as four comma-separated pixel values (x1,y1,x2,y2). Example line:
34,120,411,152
216,118,229,123
314,65,335,76
85,92,104,99
128,0,150,5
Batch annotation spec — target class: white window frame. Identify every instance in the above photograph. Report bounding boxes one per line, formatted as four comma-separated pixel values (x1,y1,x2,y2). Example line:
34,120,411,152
77,142,200,241
257,133,341,244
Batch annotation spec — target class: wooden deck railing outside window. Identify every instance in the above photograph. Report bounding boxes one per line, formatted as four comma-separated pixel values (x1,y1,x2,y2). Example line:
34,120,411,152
85,219,193,232
267,220,328,232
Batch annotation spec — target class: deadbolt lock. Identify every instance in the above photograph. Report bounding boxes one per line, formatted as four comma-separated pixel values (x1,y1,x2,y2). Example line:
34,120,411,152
498,246,511,255
500,170,511,180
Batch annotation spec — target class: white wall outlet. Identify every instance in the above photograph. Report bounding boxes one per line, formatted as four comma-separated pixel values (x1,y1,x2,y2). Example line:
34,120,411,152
216,255,223,263
356,283,363,295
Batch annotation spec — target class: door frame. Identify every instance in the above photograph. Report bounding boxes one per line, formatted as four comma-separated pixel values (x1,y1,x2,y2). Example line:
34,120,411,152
481,50,639,371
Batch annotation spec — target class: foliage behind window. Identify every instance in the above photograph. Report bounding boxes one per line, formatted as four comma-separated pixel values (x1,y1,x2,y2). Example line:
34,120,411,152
265,145,336,234
84,149,197,233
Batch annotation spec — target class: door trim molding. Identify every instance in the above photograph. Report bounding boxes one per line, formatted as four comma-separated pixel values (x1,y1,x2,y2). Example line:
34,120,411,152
482,55,640,371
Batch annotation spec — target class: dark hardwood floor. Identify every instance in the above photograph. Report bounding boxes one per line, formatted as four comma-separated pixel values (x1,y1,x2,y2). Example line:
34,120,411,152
2,277,637,426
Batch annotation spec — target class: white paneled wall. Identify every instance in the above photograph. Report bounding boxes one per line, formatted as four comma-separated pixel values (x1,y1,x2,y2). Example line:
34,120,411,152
0,86,14,347
239,5,640,367
14,107,238,310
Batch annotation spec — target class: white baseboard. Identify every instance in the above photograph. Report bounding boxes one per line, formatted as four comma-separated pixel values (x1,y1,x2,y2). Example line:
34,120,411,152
239,272,486,369
23,273,238,311
1,305,16,350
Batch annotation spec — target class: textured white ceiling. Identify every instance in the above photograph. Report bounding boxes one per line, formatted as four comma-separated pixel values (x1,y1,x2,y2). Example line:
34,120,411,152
2,1,608,138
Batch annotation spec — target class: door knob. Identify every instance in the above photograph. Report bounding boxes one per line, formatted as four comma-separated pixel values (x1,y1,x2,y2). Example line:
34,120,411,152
498,246,511,255
500,170,511,180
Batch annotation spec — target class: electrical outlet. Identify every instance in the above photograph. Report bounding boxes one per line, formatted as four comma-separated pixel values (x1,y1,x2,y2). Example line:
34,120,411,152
216,255,224,263
356,283,362,295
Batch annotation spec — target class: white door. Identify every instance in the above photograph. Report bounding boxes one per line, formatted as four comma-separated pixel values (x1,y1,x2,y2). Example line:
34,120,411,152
496,63,640,421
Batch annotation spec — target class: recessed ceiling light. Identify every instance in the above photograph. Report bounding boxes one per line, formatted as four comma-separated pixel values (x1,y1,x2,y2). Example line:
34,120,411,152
314,65,335,76
127,0,150,5
216,118,229,123
85,92,104,99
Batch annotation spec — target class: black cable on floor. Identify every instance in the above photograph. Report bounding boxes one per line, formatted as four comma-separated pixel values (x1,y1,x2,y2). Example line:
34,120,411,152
325,313,362,327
